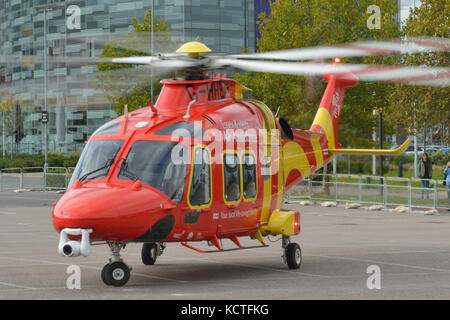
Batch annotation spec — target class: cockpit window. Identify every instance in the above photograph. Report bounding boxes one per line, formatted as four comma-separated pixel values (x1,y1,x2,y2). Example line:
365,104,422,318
69,139,124,186
117,140,187,203
154,121,204,138
93,121,120,135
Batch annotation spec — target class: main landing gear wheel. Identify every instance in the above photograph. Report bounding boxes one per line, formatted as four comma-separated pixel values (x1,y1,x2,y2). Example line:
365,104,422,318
282,236,302,270
141,242,165,266
102,261,130,287
141,243,158,265
285,242,302,269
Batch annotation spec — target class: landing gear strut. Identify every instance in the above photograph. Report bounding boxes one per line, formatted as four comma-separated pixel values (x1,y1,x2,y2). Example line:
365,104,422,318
282,236,302,269
101,242,131,287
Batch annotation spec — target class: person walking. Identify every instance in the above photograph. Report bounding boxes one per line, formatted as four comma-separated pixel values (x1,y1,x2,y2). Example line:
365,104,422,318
444,162,450,210
418,153,432,199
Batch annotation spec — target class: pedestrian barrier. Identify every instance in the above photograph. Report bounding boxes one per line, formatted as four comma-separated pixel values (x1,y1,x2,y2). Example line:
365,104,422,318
1,169,448,210
0,167,74,191
285,173,449,210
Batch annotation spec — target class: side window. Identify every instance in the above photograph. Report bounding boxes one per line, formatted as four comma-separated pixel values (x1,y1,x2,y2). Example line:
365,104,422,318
189,147,211,207
243,153,257,200
224,153,241,203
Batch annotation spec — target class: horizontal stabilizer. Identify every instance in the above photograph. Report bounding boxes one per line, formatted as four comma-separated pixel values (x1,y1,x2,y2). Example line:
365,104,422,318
329,138,411,156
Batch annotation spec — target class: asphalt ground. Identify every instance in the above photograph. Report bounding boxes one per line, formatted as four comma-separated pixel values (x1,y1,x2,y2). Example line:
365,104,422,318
0,191,449,300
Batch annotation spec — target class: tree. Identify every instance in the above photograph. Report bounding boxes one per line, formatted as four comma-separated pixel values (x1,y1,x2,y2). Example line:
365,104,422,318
0,99,15,138
233,0,401,148
1,99,22,156
386,0,449,146
96,9,172,116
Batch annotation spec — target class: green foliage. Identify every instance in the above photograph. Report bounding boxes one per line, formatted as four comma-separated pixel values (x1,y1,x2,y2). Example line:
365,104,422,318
0,153,80,170
385,0,449,144
387,150,449,166
313,159,388,176
335,160,388,175
390,153,414,165
45,173,72,189
428,150,450,166
233,0,401,148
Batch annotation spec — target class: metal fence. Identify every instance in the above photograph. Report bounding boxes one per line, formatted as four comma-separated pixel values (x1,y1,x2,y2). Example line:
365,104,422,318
286,174,449,210
0,167,74,191
1,169,449,210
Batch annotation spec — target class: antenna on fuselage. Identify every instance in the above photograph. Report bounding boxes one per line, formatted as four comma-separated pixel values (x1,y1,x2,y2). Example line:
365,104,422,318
183,98,197,119
275,106,281,117
148,100,157,115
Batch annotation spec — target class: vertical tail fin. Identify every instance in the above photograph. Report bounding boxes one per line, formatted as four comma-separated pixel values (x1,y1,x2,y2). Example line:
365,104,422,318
309,69,358,150
281,67,359,191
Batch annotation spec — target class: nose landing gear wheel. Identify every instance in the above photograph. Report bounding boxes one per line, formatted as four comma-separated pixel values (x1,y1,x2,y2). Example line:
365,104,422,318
101,261,130,287
285,242,302,269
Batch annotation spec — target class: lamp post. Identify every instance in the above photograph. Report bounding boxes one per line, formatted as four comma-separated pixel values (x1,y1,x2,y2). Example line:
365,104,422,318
35,6,51,172
379,109,384,195
35,4,65,172
151,0,154,103
379,110,383,174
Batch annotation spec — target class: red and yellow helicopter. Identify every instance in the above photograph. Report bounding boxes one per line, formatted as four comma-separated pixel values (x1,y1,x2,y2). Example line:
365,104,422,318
50,39,449,286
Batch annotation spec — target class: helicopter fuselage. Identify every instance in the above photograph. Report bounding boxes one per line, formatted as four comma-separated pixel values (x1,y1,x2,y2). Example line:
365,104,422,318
52,74,349,251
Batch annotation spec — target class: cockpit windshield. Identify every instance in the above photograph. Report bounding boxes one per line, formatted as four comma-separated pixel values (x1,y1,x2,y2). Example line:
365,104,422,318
69,140,124,186
117,140,187,203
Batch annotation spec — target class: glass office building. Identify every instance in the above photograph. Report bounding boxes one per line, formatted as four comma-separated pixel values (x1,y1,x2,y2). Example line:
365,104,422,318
0,0,257,154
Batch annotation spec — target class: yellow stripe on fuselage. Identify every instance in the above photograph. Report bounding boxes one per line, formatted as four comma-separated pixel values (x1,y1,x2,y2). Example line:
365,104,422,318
282,141,311,180
248,100,274,226
311,108,335,150
310,136,324,169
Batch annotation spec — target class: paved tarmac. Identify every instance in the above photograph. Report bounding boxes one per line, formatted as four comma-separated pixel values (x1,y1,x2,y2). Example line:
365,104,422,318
0,191,449,300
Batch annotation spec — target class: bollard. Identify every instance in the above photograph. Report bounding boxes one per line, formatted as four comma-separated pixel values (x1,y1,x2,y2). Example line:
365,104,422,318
433,180,438,209
20,168,23,190
308,178,312,200
358,175,362,202
408,179,412,211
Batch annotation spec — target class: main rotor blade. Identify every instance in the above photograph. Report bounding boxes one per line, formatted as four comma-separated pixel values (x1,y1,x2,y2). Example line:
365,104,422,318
0,54,197,69
0,65,167,100
215,58,450,86
228,37,450,61
109,56,199,70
